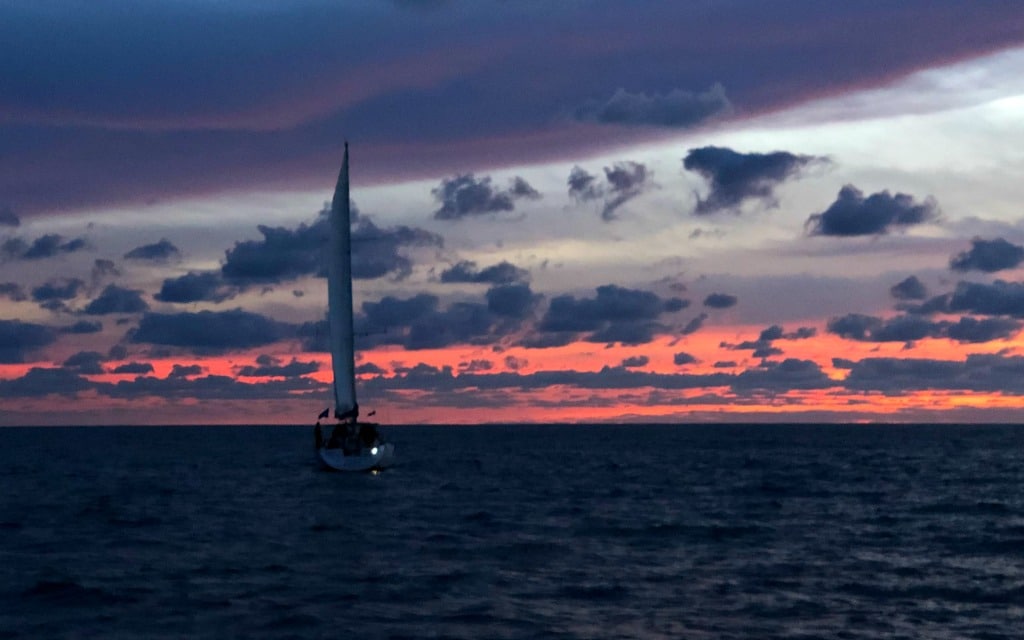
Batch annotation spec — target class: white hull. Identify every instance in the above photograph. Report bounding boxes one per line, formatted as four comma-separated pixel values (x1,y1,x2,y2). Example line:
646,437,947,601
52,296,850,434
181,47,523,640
318,442,395,472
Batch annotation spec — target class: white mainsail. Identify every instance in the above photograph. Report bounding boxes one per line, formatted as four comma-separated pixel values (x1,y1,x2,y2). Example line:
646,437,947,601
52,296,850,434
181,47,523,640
327,143,357,419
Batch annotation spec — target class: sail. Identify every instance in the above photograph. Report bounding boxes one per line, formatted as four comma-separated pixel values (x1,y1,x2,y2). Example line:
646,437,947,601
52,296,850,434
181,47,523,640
327,143,358,419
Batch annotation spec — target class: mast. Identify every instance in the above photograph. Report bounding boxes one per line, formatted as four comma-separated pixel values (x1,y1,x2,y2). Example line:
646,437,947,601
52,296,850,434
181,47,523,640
327,142,358,419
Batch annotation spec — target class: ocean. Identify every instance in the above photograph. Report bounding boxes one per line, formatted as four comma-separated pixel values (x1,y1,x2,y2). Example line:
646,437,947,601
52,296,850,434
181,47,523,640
2,423,1023,639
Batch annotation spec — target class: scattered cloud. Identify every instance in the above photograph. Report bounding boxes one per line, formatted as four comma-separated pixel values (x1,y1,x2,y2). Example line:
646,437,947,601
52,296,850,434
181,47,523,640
567,161,653,221
83,285,149,315
155,271,236,304
2,234,88,260
0,282,27,301
890,275,928,300
673,351,698,365
432,174,540,220
31,278,85,303
703,293,737,309
0,320,56,363
440,260,529,284
947,280,1024,317
805,185,938,236
621,355,649,368
683,146,823,214
828,312,1021,344
124,238,181,262
949,237,1024,273
236,354,319,378
130,308,292,353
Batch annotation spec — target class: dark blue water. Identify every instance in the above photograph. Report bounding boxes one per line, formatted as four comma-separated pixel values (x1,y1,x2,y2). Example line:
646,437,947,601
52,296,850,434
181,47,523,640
2,424,1024,639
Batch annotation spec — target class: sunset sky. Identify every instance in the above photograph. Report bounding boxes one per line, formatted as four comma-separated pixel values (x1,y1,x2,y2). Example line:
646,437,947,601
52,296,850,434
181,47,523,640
4,1,1024,425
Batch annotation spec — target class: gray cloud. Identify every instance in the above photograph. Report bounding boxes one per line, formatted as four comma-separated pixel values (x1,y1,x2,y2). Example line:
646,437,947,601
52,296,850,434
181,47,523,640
440,260,528,284
538,285,684,345
622,355,649,368
83,285,149,315
684,146,822,214
574,84,731,128
949,237,1024,273
432,174,540,220
124,238,181,262
805,185,938,236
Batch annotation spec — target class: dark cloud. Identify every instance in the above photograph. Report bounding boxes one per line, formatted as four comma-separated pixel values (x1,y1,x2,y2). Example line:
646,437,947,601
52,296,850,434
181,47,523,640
539,285,681,333
586,321,664,345
432,174,539,220
732,358,831,391
60,320,102,334
0,207,19,227
155,271,236,304
574,84,731,128
222,215,441,285
31,278,85,302
4,3,1023,217
459,359,493,373
169,364,204,378
948,280,1024,317
2,234,88,260
111,361,154,375
841,354,1024,394
486,283,538,319
674,351,697,365
440,260,528,284
723,323,815,359
131,308,291,352
63,351,106,375
83,284,149,315
406,302,493,350
0,282,27,301
805,185,938,236
890,275,927,300
949,237,1024,273
0,367,92,397
828,312,1020,344
621,355,649,368
0,319,56,363
703,293,737,309
361,294,439,331
683,146,822,214
124,238,181,262
237,354,319,378
681,313,708,335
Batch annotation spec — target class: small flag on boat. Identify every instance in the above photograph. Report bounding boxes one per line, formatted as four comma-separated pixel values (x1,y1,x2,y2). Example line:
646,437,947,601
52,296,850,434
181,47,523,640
318,408,330,420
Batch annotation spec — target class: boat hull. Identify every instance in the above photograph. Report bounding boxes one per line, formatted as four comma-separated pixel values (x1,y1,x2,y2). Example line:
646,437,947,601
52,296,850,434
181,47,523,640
318,442,395,472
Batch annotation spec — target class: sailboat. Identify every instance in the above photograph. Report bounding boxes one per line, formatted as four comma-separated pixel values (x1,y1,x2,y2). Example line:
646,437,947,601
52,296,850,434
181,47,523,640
316,143,395,472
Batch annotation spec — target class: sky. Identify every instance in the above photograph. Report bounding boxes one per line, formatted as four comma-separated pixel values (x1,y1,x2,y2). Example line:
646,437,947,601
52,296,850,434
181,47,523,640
3,0,1024,425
